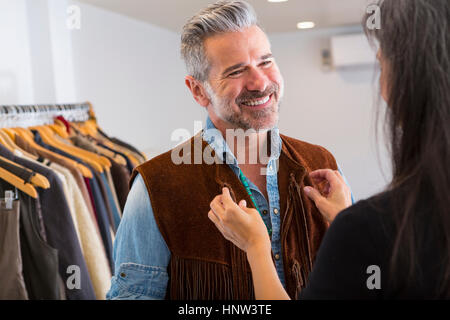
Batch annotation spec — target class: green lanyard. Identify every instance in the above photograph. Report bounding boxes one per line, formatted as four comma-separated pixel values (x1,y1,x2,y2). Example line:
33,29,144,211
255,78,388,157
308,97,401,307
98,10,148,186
238,170,272,237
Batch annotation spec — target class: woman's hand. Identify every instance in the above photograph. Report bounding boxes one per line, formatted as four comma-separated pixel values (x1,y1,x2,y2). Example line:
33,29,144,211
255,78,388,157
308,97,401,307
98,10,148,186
303,169,352,223
209,188,290,300
208,188,271,255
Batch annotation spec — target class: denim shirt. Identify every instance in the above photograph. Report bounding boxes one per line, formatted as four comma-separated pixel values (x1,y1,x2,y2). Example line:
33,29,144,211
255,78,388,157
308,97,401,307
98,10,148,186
107,117,354,300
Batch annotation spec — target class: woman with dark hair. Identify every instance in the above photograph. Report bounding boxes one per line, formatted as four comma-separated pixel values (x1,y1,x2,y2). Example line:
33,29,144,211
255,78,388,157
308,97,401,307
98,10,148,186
208,0,450,299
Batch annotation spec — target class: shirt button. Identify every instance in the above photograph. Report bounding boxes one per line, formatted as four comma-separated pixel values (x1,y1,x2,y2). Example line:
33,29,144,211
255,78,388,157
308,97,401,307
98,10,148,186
262,209,268,215
274,254,280,260
120,272,126,278
274,208,279,215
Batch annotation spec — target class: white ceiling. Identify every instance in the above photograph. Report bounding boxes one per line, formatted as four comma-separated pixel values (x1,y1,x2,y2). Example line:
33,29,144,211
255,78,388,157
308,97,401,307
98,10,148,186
77,0,371,34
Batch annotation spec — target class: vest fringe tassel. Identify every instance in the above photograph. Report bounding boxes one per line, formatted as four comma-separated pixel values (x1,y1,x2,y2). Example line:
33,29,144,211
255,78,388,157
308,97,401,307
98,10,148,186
285,174,313,299
169,255,254,300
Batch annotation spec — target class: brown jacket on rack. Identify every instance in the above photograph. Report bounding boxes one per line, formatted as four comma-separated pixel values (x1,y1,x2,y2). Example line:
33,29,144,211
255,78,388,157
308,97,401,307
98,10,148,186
130,132,338,300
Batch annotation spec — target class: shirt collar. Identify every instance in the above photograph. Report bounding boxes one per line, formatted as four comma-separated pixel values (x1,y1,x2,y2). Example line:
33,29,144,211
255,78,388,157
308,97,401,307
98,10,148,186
202,116,282,167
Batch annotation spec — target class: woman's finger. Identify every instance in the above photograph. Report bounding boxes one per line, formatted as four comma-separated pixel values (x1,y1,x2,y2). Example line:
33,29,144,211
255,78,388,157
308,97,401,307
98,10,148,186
310,169,341,191
208,211,231,239
334,170,345,183
304,186,326,205
210,197,226,220
222,187,238,209
208,210,220,224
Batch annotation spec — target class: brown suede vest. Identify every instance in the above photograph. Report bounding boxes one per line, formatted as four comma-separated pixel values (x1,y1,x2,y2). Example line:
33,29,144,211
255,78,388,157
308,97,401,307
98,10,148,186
130,132,338,300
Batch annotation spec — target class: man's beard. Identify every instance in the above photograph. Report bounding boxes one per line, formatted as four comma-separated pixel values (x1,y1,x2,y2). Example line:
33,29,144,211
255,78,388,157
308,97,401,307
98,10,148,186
205,82,283,131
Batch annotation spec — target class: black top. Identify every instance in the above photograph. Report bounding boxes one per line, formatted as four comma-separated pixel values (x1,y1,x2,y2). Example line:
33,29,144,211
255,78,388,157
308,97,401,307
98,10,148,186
299,191,447,299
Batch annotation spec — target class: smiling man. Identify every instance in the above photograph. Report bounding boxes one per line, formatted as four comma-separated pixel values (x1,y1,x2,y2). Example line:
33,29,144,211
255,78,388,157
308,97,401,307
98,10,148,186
107,0,350,300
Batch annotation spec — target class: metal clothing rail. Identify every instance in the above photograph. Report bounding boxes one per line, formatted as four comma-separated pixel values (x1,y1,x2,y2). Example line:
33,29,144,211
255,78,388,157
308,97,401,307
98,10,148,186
0,102,92,128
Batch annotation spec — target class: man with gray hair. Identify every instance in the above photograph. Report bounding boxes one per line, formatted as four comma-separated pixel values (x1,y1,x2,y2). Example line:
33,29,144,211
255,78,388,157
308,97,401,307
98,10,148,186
107,0,350,300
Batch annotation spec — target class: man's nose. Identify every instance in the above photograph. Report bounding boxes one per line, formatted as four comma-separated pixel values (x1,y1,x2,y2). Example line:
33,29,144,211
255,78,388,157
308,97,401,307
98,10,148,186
245,68,269,92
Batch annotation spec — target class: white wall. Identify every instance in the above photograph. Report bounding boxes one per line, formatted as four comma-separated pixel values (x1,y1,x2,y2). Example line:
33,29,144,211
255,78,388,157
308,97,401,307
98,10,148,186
70,1,204,158
0,0,35,104
0,0,77,105
269,27,391,200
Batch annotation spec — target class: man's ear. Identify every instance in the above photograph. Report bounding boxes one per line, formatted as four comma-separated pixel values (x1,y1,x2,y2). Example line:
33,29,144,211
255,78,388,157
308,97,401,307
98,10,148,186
185,76,211,107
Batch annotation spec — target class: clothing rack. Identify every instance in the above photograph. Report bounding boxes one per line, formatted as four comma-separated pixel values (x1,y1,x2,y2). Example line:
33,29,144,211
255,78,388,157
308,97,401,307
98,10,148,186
0,103,93,129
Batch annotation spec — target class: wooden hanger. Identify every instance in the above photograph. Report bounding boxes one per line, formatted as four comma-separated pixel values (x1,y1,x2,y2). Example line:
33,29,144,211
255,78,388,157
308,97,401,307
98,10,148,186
2,128,17,141
0,131,49,189
10,127,93,179
0,129,40,160
71,122,87,135
96,145,128,166
0,155,50,189
0,131,14,152
39,125,111,170
49,122,69,139
102,139,141,164
70,126,128,167
31,126,106,173
0,166,38,199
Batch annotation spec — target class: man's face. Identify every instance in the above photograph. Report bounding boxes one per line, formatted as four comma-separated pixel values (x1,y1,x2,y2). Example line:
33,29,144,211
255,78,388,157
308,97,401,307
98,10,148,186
203,25,284,131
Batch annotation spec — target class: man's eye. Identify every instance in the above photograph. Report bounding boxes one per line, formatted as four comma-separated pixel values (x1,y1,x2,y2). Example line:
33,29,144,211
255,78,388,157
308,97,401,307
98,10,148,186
261,60,273,67
229,70,243,77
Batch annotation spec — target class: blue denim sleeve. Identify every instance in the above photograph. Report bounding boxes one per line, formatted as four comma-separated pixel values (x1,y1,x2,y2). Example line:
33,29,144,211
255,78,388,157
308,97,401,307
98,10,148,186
337,164,356,204
106,173,171,300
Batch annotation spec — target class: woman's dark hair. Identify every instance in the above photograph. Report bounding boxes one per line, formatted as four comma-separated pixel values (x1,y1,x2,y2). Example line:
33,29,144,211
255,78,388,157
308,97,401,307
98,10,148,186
364,0,450,297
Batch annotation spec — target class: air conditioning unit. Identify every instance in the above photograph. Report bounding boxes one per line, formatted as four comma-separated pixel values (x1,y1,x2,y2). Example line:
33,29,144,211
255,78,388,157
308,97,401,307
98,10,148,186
330,33,376,68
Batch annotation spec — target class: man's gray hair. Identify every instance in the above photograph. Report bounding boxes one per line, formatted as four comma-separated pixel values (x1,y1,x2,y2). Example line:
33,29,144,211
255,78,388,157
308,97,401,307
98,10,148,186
181,1,258,82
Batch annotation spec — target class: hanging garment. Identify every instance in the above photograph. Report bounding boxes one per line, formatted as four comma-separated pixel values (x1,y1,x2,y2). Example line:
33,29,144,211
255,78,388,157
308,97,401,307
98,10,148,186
97,128,146,162
0,103,145,300
107,155,131,212
14,134,99,233
0,180,60,300
0,144,96,300
105,169,122,219
87,174,114,271
98,143,135,174
98,171,121,232
68,135,122,218
32,132,114,269
93,171,115,235
34,157,112,299
0,197,29,300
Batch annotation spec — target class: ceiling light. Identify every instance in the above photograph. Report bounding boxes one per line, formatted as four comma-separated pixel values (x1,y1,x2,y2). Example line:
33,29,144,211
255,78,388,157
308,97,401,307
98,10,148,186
297,21,315,29
268,0,288,3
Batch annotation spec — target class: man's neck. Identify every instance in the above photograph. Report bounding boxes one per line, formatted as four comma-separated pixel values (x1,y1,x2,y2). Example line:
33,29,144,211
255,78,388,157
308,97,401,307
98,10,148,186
211,117,270,167
209,116,271,200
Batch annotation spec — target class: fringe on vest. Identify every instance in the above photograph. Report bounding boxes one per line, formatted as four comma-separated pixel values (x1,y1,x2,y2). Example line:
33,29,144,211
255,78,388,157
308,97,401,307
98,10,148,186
284,173,314,299
168,255,254,300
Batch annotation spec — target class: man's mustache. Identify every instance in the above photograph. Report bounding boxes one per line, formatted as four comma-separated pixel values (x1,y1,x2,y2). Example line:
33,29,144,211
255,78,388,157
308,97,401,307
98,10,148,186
236,83,279,104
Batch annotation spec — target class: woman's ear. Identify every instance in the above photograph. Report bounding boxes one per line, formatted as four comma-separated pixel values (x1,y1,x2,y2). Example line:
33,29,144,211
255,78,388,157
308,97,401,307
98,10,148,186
185,76,211,107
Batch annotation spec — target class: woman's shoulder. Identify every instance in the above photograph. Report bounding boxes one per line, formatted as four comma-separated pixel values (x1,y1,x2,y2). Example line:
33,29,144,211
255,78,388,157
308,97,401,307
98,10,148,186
334,191,395,229
328,191,397,252
301,191,396,299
